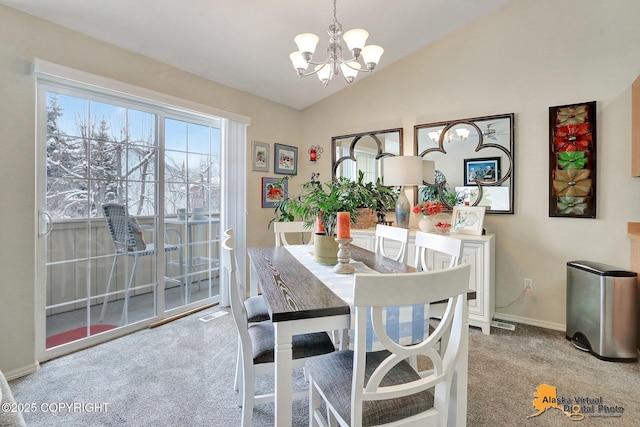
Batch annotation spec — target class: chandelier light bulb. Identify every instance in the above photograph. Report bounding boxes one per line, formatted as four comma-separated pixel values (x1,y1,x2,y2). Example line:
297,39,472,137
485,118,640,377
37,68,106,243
290,52,309,73
429,127,471,144
343,29,369,54
428,130,442,143
315,64,331,86
456,128,471,140
361,45,384,69
340,62,360,83
294,33,320,57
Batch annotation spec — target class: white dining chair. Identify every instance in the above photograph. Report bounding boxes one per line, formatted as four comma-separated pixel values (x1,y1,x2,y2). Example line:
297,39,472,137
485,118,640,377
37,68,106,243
413,231,463,272
412,231,465,364
223,228,272,395
373,224,410,263
224,229,269,323
306,263,471,427
273,221,314,246
224,229,266,391
221,233,335,427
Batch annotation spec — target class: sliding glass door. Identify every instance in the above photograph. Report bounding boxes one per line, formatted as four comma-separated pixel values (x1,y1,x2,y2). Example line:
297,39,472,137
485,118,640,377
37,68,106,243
164,117,222,309
37,83,222,359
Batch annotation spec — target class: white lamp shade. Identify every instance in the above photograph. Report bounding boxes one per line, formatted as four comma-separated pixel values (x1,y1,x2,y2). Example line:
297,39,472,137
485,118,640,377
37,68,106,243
340,62,360,79
343,29,369,51
290,52,308,70
382,156,424,187
315,64,331,82
362,44,384,65
422,159,435,184
294,33,320,54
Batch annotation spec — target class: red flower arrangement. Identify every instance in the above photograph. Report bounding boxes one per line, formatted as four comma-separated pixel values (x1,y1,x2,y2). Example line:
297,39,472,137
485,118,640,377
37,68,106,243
412,201,444,216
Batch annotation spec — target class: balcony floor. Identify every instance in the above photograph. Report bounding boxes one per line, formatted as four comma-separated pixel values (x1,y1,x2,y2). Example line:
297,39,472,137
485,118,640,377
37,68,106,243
46,279,219,342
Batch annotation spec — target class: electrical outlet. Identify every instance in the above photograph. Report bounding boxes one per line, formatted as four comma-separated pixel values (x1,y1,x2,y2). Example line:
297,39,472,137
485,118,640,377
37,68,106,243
523,278,533,292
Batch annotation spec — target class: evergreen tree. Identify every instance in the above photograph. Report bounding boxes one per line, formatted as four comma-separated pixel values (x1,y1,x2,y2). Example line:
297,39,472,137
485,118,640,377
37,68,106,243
45,93,86,218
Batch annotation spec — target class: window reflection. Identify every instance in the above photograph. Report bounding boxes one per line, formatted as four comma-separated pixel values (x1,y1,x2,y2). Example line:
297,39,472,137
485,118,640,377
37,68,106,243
414,114,514,214
331,128,402,183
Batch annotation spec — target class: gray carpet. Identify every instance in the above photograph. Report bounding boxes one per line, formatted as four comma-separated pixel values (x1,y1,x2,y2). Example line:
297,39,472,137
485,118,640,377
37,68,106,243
10,308,640,426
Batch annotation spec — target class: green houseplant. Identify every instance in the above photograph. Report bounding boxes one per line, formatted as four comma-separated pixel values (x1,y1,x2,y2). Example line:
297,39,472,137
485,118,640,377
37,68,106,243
268,175,398,262
335,171,400,228
370,177,399,223
345,171,377,229
287,177,361,237
269,173,399,231
281,177,362,264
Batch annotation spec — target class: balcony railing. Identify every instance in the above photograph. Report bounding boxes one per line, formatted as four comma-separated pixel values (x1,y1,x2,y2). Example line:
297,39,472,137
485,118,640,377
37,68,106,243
45,216,220,345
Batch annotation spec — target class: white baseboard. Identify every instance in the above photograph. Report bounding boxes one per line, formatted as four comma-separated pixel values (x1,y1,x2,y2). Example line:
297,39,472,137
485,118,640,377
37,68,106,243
4,362,39,381
493,313,565,332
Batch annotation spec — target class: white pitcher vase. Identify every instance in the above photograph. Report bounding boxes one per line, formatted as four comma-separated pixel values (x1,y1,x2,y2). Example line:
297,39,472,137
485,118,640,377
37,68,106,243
418,215,434,232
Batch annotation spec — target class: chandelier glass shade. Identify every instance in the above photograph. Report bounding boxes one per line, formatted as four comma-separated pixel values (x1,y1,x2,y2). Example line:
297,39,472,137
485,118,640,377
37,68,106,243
428,128,471,144
289,0,384,87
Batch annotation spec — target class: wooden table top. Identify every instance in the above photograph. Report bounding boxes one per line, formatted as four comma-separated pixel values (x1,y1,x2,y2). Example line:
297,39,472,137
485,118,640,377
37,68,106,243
248,244,475,323
248,245,414,322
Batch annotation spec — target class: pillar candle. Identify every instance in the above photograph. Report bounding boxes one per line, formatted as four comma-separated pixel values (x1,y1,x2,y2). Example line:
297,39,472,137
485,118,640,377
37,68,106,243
336,212,351,239
316,217,326,234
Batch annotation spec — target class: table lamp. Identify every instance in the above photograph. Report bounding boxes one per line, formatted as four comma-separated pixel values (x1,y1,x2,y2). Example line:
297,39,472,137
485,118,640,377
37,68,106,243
382,156,427,228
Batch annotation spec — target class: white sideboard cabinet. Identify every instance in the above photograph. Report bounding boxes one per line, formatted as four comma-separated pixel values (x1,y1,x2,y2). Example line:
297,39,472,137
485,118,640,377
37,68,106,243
351,228,495,334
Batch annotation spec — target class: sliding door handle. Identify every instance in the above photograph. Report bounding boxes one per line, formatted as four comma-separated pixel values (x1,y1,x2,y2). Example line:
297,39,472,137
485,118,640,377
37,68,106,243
39,210,53,237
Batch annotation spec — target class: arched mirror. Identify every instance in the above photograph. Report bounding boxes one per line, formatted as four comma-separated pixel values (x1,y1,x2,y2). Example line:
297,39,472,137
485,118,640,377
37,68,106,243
331,128,402,183
414,113,514,214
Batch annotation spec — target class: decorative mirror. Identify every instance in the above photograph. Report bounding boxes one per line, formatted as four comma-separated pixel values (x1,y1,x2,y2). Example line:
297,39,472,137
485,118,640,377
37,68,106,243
331,128,403,183
414,113,514,214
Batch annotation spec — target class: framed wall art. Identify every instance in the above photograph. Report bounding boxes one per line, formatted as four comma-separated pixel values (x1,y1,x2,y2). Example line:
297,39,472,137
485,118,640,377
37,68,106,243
252,141,269,172
450,206,486,235
274,143,298,175
463,157,500,185
261,177,288,208
549,101,596,218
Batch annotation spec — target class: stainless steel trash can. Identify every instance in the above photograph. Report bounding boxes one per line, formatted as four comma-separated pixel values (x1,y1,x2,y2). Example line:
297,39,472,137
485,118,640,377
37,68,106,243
566,261,638,362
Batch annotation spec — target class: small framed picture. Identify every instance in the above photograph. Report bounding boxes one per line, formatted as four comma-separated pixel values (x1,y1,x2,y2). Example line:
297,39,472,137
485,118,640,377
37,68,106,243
252,141,270,172
463,157,500,185
261,177,288,208
274,143,298,175
450,206,486,236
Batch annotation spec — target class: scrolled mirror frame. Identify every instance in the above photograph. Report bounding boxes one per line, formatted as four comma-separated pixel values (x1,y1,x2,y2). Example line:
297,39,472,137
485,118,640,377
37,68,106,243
331,128,403,182
414,113,515,214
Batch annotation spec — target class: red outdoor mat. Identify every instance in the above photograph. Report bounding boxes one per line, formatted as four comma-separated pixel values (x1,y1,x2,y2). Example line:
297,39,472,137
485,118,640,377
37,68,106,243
46,324,117,348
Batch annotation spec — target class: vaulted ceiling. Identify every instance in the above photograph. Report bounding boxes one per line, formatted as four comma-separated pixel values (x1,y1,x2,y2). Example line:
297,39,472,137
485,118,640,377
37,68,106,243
1,0,512,110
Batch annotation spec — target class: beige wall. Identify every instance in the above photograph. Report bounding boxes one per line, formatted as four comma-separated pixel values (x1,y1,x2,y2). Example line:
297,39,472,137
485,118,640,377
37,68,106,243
3,0,640,375
299,0,640,329
0,5,302,375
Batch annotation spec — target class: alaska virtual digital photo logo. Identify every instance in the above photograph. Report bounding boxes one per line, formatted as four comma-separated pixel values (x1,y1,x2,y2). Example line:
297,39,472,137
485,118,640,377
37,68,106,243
527,384,625,421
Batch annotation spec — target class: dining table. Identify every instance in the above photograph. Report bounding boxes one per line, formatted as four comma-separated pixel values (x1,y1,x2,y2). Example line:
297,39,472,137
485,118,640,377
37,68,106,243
247,243,473,426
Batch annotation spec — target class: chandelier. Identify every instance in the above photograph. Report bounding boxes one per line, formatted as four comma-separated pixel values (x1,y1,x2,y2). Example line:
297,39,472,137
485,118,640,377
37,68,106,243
428,128,471,144
289,0,384,87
